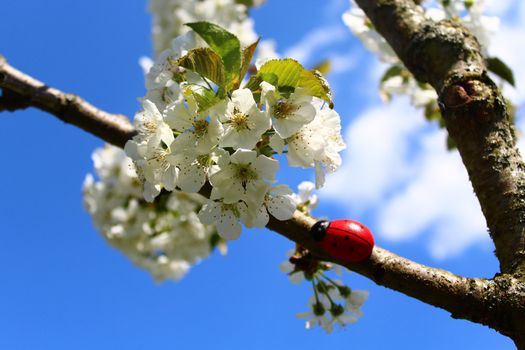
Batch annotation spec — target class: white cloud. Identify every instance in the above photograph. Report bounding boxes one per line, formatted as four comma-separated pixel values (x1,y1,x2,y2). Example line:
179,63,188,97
322,98,424,209
327,51,359,74
377,130,489,258
321,97,490,259
284,25,347,64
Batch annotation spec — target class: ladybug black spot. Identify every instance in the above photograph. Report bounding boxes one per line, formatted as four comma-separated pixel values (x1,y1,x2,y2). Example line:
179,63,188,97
350,247,355,251
310,220,329,241
344,236,349,240
332,242,337,248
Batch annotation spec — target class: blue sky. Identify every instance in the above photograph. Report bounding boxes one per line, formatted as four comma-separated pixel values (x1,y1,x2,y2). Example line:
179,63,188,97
0,0,518,348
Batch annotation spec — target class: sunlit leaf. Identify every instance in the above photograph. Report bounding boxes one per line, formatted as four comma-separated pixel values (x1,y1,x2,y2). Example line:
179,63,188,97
176,48,225,87
235,38,260,88
186,22,241,86
244,58,334,107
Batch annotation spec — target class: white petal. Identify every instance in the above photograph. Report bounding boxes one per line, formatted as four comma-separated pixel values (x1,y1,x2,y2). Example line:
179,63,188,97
243,203,269,228
216,211,242,240
232,88,256,114
162,165,179,191
198,202,222,225
267,195,296,221
143,182,161,202
230,149,257,165
269,134,285,154
289,271,305,284
253,155,279,180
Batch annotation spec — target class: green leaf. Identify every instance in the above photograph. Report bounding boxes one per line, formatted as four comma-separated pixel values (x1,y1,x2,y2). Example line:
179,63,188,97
257,58,304,89
298,70,334,108
245,58,334,107
183,84,221,113
487,56,515,86
380,65,404,83
186,22,241,86
235,38,260,89
176,48,225,87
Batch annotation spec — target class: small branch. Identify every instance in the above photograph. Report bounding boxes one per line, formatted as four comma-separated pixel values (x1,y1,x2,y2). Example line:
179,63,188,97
268,213,525,340
0,55,135,148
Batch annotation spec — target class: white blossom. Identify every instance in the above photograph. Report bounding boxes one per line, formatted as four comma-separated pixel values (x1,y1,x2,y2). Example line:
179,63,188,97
243,184,296,227
286,99,346,188
165,93,224,154
342,2,398,63
198,200,248,240
214,88,271,150
261,82,316,139
209,148,278,205
292,181,319,211
83,145,220,282
149,0,259,56
297,296,333,333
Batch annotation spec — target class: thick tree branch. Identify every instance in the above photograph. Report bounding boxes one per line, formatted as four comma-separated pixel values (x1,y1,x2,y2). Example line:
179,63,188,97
0,55,135,148
2,55,524,344
354,0,525,276
353,0,525,345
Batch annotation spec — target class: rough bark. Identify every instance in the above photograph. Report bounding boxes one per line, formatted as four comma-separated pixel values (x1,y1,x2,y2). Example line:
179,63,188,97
353,0,525,346
354,0,525,277
2,57,524,345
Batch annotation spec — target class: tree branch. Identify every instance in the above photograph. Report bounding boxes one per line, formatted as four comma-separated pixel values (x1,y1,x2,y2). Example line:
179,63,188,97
352,0,525,345
0,55,135,148
2,55,524,344
354,0,525,276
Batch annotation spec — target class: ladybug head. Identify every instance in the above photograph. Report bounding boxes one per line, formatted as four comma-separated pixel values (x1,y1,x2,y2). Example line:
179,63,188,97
310,220,329,241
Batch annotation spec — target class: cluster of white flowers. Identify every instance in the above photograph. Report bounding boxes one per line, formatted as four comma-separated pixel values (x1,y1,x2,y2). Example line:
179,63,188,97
298,286,368,333
126,26,345,240
343,0,499,108
279,183,368,332
149,0,259,55
280,245,367,333
83,145,222,282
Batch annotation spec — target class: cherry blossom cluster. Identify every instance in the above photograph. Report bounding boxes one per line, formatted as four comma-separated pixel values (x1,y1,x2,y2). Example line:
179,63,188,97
280,246,368,333
149,0,259,55
343,0,500,111
83,145,223,282
125,24,345,241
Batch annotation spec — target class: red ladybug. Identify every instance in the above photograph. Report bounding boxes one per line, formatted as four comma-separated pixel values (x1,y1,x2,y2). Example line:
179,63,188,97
310,219,374,263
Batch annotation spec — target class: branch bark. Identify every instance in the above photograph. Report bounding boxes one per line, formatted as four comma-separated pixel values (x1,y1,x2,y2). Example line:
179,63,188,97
353,0,525,277
2,45,525,344
0,55,135,148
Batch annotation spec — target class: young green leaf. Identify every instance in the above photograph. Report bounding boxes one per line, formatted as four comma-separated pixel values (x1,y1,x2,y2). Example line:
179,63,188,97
176,48,226,87
186,22,241,86
235,38,260,88
487,56,515,87
257,58,304,89
244,58,334,107
380,65,404,83
183,84,221,113
299,69,334,108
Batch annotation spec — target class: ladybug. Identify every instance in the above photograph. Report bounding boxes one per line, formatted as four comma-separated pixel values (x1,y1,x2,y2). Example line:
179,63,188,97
310,219,374,263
